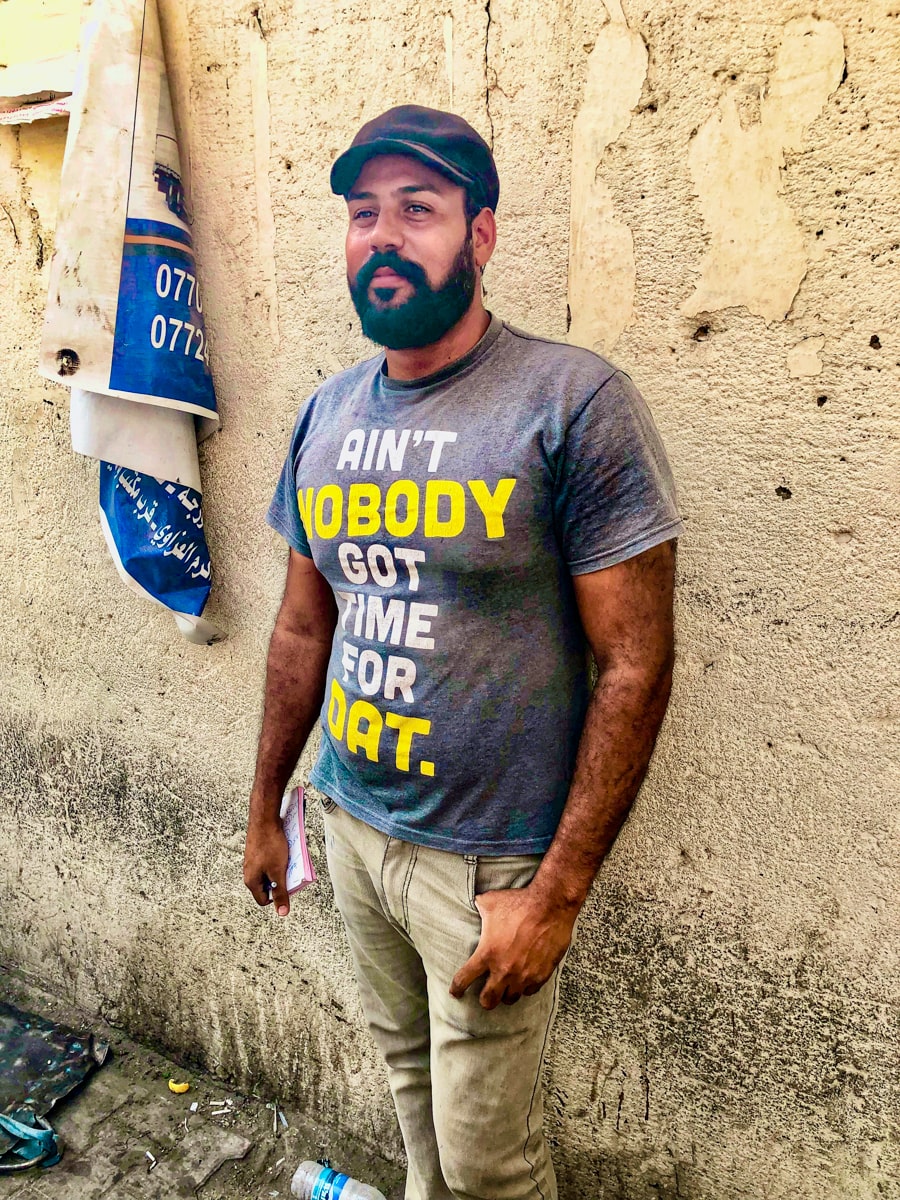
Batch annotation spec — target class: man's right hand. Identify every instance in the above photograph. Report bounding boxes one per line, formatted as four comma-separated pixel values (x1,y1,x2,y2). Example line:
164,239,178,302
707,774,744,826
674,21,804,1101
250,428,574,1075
243,814,291,916
243,549,338,919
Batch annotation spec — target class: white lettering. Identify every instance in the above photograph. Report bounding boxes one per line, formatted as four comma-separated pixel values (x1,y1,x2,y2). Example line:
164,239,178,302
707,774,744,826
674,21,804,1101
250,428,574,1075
334,542,424,592
358,649,384,696
405,602,438,650
338,542,367,585
335,590,356,631
336,429,365,471
367,544,397,587
384,655,417,702
376,428,410,471
341,639,359,681
394,547,425,593
364,596,406,645
362,428,380,470
422,430,458,472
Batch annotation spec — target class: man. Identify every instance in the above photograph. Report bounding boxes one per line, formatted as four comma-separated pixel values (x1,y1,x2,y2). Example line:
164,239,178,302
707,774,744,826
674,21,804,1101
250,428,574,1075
244,105,682,1200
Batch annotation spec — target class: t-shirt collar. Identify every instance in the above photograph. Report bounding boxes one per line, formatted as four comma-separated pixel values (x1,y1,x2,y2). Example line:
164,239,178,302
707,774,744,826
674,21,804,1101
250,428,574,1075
378,313,503,392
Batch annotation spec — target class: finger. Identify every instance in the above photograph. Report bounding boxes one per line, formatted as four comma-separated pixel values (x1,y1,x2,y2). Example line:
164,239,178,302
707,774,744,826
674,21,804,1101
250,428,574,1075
523,982,543,996
473,892,497,918
502,990,522,1006
450,950,488,998
268,870,291,917
478,974,506,1011
244,871,273,908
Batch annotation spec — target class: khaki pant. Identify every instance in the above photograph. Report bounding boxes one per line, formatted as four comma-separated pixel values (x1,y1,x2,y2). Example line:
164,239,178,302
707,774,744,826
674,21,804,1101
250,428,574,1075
323,799,563,1200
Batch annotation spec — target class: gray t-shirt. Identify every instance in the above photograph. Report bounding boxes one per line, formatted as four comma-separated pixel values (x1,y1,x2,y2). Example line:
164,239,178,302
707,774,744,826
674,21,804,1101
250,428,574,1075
268,316,682,854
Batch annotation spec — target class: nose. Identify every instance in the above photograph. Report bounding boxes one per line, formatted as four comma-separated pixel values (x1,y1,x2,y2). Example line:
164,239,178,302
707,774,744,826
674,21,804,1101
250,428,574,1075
369,206,404,253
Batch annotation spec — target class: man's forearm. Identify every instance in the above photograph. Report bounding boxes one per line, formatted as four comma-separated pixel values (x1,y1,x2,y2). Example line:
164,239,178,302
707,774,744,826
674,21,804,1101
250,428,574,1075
531,653,674,912
450,544,676,1008
249,621,333,822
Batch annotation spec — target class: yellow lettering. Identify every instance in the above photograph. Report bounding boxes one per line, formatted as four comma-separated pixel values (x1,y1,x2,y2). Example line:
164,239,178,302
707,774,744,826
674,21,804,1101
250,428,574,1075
347,483,381,537
296,487,314,537
385,712,432,772
424,480,465,538
384,480,419,538
314,484,343,539
467,478,517,539
346,700,383,761
327,677,347,740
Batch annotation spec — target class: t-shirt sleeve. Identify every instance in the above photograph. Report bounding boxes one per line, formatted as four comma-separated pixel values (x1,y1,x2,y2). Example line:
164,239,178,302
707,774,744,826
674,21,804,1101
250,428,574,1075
554,370,683,574
266,424,313,558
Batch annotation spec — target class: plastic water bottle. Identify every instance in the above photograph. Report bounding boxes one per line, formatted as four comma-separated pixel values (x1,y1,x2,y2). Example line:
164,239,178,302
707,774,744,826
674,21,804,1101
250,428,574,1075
290,1159,387,1200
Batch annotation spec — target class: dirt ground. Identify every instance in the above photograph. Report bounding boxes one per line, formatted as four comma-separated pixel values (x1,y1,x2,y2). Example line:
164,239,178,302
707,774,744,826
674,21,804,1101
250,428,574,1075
0,971,404,1200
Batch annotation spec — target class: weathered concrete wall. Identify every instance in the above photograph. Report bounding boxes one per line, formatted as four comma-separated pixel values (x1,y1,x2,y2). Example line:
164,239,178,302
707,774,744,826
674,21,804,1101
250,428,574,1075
1,0,899,1196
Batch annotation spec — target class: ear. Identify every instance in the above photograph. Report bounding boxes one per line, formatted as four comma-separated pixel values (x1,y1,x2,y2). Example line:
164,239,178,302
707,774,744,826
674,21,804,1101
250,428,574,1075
471,207,497,269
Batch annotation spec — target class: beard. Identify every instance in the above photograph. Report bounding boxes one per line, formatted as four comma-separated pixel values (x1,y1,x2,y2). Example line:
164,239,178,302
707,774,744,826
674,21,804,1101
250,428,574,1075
348,235,478,351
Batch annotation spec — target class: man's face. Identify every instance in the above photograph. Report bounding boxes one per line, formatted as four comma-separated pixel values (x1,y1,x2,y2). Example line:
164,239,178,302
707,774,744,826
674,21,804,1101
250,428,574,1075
345,155,479,351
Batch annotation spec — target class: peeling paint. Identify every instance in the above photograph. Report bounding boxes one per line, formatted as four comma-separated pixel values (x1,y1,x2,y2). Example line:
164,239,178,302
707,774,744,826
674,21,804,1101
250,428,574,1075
15,121,66,240
682,17,845,323
787,334,825,376
567,2,646,354
1,2,899,1197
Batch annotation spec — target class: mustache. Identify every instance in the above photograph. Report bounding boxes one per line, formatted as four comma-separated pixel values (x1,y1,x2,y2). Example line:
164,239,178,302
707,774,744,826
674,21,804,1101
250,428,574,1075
354,251,429,293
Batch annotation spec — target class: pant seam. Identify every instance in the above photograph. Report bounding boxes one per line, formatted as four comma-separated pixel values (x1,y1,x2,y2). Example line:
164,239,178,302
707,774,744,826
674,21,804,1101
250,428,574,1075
400,843,418,932
522,969,561,1200
378,834,393,916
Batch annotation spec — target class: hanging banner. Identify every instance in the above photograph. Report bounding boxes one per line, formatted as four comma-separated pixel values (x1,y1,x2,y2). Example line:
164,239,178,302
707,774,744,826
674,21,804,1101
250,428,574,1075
0,52,76,125
38,0,221,643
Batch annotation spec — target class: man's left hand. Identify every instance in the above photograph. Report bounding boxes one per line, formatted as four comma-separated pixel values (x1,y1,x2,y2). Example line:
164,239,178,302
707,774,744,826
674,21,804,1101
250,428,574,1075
449,886,578,1010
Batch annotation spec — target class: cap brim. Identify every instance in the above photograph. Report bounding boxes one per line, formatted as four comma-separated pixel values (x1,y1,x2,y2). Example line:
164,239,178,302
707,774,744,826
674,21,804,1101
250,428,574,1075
331,137,475,198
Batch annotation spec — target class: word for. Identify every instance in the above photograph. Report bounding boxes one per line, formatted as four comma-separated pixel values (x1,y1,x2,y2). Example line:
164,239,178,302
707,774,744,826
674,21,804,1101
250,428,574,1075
149,316,210,363
297,478,516,541
336,592,438,650
340,640,416,702
327,678,433,775
337,428,456,473
155,263,203,311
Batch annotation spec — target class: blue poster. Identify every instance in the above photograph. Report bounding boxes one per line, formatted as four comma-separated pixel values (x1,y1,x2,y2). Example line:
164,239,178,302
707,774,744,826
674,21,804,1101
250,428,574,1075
109,217,216,418
40,0,221,640
99,464,211,618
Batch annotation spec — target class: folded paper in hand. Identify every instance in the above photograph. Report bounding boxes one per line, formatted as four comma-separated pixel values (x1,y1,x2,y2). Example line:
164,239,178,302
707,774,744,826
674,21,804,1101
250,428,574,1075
280,786,316,895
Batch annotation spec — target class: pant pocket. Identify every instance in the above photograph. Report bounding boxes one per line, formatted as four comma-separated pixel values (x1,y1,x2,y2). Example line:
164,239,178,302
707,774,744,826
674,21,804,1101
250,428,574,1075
472,853,544,907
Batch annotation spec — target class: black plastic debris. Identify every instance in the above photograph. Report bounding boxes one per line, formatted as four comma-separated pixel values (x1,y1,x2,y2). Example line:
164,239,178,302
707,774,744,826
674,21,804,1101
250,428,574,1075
0,1001,108,1171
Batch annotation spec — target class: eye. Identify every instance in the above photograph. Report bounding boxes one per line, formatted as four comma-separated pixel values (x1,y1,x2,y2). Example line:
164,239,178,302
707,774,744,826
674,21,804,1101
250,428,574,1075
351,208,376,221
406,204,431,215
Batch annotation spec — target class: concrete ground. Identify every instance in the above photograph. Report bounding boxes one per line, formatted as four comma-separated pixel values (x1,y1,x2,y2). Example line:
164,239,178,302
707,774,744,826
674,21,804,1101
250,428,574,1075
0,971,404,1200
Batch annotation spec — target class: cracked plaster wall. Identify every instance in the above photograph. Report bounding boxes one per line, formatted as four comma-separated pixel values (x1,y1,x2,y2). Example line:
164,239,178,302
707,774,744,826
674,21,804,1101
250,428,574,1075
0,1,898,1196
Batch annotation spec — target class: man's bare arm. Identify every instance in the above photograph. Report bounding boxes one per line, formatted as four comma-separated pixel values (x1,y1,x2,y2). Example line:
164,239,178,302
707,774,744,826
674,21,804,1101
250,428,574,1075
533,539,676,906
451,539,676,1008
243,548,337,916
